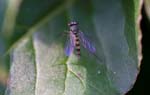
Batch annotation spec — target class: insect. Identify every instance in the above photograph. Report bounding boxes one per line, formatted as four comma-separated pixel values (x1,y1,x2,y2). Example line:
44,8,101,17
65,21,96,58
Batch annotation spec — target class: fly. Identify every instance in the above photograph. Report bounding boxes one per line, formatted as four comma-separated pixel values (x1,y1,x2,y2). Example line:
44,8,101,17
65,21,96,58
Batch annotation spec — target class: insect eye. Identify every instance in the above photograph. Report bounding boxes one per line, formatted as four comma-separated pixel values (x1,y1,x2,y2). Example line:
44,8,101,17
68,23,71,26
68,21,78,26
68,23,73,26
73,21,78,25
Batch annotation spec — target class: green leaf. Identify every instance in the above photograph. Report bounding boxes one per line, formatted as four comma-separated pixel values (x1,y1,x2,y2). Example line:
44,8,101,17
144,0,150,20
0,0,142,95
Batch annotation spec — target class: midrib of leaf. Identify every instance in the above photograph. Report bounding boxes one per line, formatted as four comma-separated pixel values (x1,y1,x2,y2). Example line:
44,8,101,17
31,37,37,95
5,0,75,55
62,56,85,94
62,63,68,95
68,67,86,88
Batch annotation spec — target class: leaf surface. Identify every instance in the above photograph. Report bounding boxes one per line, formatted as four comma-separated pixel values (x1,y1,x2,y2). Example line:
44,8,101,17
0,0,142,95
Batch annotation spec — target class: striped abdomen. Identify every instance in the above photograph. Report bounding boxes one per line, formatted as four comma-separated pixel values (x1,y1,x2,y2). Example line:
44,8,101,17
74,32,80,57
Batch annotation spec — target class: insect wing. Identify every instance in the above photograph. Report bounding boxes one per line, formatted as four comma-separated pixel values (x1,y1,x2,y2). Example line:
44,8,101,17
79,31,96,53
64,33,75,56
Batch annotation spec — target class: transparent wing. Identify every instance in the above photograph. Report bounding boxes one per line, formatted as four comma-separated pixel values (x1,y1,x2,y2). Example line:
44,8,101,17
64,32,75,56
79,31,96,53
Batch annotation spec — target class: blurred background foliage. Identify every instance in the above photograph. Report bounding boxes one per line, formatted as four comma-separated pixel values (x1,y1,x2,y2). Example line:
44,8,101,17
0,0,149,95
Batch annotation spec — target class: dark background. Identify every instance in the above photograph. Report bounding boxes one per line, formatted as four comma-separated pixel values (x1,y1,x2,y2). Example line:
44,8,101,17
126,4,150,95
